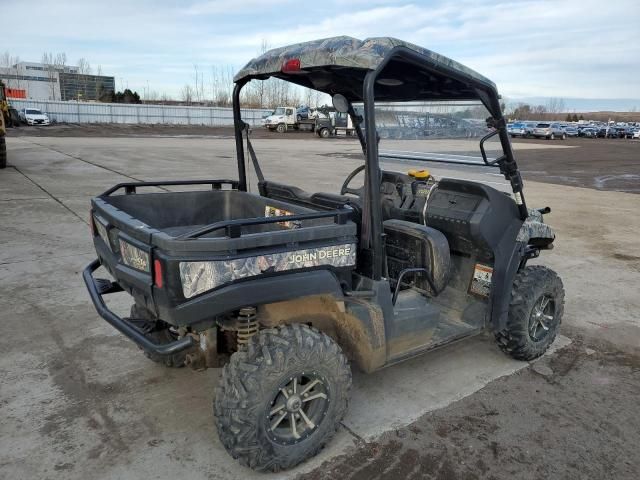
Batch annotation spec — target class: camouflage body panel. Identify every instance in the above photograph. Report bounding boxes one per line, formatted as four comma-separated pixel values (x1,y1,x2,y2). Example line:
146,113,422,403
517,209,555,244
234,36,495,88
179,243,357,299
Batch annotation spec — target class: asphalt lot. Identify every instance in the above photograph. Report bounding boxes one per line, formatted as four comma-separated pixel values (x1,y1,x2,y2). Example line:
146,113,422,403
1,128,639,480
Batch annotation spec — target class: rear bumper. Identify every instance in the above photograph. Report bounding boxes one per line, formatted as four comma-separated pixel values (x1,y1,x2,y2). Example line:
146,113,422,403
83,259,195,356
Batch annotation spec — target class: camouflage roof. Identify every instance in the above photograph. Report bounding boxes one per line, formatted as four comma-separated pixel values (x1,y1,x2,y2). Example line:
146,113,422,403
234,36,494,88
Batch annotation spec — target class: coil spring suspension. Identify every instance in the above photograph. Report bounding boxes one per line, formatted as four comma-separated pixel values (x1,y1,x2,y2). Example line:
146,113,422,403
236,307,259,348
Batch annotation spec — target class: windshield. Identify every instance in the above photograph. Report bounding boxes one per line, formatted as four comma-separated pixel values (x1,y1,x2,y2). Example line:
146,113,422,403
273,107,286,115
26,109,43,115
350,100,511,194
536,123,550,128
370,100,505,162
245,97,512,200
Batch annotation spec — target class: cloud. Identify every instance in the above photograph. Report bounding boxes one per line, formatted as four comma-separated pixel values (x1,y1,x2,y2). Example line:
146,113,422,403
1,0,638,102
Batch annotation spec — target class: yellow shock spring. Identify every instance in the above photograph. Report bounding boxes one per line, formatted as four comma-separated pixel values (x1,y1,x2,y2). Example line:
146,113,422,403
236,307,259,347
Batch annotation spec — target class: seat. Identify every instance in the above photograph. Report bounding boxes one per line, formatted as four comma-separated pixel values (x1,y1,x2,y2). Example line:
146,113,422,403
384,219,451,296
260,181,363,220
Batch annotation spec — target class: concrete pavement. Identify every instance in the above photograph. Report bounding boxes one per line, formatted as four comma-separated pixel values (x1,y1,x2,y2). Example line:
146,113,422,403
1,135,637,479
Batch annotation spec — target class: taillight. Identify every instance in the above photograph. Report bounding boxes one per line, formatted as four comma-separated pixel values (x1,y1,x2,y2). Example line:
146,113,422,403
153,259,164,288
282,58,301,73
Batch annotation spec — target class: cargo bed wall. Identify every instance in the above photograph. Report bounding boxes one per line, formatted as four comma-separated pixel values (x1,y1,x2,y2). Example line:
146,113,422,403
93,188,357,254
104,190,322,237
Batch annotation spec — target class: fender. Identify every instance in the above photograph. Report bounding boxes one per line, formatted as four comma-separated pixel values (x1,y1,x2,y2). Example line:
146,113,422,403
489,222,526,332
158,269,345,326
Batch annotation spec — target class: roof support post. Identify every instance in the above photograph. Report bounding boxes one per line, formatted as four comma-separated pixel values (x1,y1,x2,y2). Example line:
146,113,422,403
363,70,384,281
233,81,248,191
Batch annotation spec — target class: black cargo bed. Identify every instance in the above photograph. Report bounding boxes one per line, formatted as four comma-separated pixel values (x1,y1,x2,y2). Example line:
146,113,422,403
91,181,357,254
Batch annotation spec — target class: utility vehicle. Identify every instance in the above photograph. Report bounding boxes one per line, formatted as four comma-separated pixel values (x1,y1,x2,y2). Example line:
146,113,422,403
0,80,8,168
83,36,563,472
0,98,5,169
313,110,356,138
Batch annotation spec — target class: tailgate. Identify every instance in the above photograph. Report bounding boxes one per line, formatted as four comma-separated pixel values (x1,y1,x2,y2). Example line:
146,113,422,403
89,179,240,310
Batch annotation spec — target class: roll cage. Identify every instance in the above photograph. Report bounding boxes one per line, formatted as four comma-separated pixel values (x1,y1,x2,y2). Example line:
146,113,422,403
232,41,528,282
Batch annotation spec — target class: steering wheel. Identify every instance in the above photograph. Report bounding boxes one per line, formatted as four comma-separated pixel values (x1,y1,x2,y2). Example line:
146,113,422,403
340,165,366,196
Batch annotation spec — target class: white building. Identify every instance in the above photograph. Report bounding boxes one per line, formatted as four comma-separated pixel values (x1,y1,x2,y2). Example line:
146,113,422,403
0,62,114,101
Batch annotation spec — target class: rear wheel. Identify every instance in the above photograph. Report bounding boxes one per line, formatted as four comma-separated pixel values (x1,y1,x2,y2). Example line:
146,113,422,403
561,133,566,140
0,137,6,169
214,324,351,472
495,266,564,361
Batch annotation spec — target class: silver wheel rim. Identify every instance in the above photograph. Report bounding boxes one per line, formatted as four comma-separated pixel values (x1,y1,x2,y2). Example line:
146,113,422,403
529,294,555,342
266,373,329,445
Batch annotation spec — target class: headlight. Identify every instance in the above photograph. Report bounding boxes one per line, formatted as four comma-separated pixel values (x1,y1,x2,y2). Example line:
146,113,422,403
120,240,150,272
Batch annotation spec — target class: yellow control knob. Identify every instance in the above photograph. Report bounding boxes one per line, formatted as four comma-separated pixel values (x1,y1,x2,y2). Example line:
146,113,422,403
408,169,430,179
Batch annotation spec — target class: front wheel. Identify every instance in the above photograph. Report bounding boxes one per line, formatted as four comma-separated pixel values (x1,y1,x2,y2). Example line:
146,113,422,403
549,133,555,140
214,324,351,472
276,123,286,133
319,128,330,138
495,266,564,361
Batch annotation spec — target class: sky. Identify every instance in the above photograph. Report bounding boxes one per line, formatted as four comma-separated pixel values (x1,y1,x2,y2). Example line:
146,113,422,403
3,0,640,110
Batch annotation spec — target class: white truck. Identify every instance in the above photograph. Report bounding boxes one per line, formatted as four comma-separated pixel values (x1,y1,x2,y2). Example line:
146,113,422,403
262,106,312,132
262,106,356,137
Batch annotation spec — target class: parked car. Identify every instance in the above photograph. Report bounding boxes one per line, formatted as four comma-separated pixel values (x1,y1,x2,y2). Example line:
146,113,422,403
18,108,50,126
532,122,566,140
295,105,310,121
606,127,626,139
632,129,640,139
507,122,529,138
596,127,608,138
580,127,598,138
563,126,579,137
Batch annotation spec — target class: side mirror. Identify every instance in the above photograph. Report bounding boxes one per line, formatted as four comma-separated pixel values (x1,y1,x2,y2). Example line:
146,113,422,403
332,94,349,113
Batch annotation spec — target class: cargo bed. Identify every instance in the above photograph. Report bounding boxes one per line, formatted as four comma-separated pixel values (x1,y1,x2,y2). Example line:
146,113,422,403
91,180,356,254
88,180,358,326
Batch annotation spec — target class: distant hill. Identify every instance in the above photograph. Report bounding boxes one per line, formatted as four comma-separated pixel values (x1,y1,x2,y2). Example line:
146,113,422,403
508,97,640,113
539,112,640,122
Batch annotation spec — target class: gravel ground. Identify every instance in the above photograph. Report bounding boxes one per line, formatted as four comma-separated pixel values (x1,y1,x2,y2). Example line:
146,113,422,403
298,337,640,480
7,123,640,193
